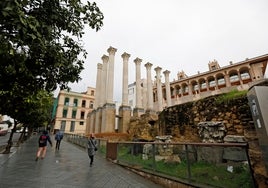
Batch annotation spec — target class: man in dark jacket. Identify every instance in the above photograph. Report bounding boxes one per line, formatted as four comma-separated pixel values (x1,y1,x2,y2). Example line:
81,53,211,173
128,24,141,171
35,130,52,161
55,130,63,150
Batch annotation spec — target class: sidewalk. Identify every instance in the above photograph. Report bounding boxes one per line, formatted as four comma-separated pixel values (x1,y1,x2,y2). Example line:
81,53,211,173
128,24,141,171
0,135,163,188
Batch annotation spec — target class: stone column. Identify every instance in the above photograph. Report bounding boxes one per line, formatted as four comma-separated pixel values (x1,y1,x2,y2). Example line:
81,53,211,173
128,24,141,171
163,70,172,107
121,52,130,106
118,52,132,133
237,71,244,86
206,79,209,91
100,55,109,106
133,58,144,117
94,63,103,133
188,82,193,96
154,66,163,112
214,76,219,90
101,46,117,133
94,63,102,108
145,62,154,111
224,73,231,87
134,58,143,109
106,46,117,104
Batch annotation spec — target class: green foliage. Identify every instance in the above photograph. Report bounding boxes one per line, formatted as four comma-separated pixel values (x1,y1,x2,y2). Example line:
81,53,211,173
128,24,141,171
215,90,248,104
22,90,54,128
0,0,103,121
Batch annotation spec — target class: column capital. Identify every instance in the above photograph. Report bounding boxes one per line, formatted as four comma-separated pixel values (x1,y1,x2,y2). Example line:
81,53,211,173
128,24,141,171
97,63,103,69
107,46,117,55
144,62,153,69
121,52,131,60
101,54,109,63
163,70,170,75
134,57,142,65
154,66,162,72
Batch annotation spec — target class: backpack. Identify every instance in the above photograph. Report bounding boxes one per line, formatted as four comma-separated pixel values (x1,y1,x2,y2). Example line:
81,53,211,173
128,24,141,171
55,132,63,140
39,135,47,144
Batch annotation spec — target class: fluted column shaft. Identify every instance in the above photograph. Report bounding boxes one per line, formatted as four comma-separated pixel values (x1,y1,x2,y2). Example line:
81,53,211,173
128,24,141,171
121,52,131,106
155,66,163,111
94,63,102,108
106,46,117,104
134,58,143,108
145,62,154,110
163,70,172,107
100,55,109,106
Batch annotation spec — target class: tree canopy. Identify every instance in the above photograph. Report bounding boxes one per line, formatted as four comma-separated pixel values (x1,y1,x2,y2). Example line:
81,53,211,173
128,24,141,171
0,0,103,118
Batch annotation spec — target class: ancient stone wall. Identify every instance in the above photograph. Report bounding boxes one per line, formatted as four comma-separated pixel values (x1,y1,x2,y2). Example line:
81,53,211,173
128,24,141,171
159,93,268,187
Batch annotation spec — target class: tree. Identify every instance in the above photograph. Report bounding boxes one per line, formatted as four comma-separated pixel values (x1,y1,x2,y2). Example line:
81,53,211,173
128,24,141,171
0,0,103,153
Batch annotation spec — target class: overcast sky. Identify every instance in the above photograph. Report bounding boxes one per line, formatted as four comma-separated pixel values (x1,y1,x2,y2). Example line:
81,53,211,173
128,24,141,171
66,0,268,102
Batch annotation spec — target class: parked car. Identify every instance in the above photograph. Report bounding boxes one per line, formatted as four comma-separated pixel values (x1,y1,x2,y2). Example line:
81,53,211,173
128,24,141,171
0,128,8,136
0,123,9,136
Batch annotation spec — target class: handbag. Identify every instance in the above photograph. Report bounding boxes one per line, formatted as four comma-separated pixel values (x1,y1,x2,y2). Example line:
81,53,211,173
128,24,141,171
90,139,98,151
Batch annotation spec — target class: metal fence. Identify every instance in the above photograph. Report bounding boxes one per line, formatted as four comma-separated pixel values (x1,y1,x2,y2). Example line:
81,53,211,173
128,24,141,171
64,133,255,188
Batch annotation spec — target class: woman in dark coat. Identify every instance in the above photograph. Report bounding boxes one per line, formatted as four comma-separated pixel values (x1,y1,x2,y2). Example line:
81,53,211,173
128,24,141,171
87,133,97,167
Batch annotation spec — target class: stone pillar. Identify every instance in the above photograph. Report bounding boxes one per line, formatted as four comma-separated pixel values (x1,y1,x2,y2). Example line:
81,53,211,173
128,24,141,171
133,58,144,117
188,82,193,96
206,79,209,91
118,52,132,133
94,63,102,108
154,66,163,112
106,46,117,104
134,58,143,109
237,71,244,86
87,110,95,134
163,70,172,107
145,62,154,112
214,76,219,90
95,55,108,134
121,52,130,106
142,82,147,109
101,46,117,133
100,55,109,106
101,103,115,133
225,73,231,87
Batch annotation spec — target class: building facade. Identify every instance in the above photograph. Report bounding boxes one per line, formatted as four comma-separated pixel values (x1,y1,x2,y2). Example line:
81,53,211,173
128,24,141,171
157,54,268,107
53,87,95,135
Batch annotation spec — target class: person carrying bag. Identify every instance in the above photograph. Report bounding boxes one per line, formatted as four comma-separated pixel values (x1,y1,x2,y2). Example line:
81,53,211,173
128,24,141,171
87,133,97,167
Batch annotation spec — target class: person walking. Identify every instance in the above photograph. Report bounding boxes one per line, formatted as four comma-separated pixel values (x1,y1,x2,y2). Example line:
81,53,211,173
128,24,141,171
35,130,52,161
87,133,97,167
55,130,63,150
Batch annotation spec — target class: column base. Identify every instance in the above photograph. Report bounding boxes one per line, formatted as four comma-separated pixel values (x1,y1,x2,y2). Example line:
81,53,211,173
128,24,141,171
133,107,144,117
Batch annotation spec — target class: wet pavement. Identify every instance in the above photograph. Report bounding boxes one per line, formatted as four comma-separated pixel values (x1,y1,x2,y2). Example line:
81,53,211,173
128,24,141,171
0,135,163,188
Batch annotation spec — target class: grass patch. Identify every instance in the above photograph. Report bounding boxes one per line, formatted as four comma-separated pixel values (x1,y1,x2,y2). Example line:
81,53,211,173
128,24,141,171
216,90,247,104
117,145,253,188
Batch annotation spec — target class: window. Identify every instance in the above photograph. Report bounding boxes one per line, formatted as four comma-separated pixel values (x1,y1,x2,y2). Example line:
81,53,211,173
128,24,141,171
82,100,86,107
70,121,75,132
128,88,134,94
73,98,78,107
80,121,84,125
64,98,69,106
62,109,68,118
72,110,77,118
91,90,94,96
89,101,94,109
211,65,216,70
129,100,133,106
80,111,85,119
60,121,66,131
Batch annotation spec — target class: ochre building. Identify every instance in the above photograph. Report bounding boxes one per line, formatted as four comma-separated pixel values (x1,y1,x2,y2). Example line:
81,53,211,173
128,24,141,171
53,87,95,134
